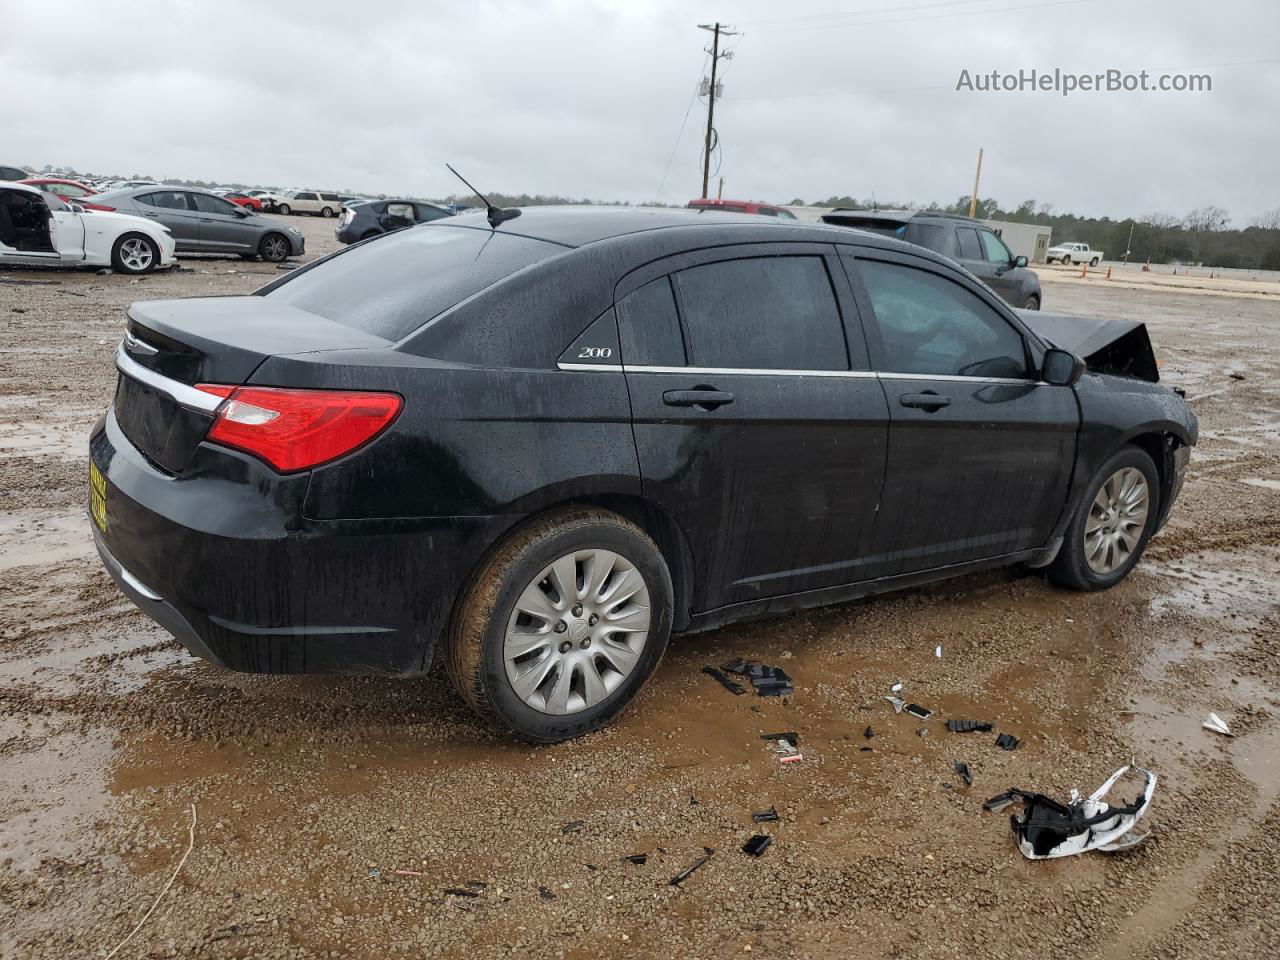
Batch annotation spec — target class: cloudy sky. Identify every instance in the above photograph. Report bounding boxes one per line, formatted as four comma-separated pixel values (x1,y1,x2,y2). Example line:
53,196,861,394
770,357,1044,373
3,0,1277,221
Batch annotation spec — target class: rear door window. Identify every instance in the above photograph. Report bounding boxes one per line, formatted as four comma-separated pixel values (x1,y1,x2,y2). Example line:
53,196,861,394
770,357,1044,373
954,228,983,260
853,258,1028,379
674,256,848,370
139,190,191,210
261,226,564,341
616,276,686,366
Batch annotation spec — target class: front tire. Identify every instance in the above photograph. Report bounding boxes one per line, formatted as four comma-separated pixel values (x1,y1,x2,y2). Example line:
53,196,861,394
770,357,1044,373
111,233,158,274
446,508,674,742
1061,254,1072,266
258,233,289,262
1048,446,1160,591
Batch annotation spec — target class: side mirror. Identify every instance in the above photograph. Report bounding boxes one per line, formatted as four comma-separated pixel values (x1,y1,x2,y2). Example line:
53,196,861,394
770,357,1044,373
68,203,85,214
1042,347,1086,386
1013,255,1028,268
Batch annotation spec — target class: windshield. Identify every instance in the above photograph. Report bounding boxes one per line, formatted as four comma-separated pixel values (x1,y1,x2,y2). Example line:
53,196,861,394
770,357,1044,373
261,224,564,341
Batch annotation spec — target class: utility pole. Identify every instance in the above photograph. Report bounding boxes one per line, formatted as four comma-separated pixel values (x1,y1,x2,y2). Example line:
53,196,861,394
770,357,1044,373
967,147,983,218
1123,219,1136,264
698,22,737,199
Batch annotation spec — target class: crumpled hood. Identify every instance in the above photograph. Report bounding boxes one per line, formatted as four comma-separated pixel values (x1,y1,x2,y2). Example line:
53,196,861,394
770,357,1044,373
1017,310,1160,383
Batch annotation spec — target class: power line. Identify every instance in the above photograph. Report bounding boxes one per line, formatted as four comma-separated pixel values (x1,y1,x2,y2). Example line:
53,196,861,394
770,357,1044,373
760,0,1102,34
655,53,710,201
747,0,1013,28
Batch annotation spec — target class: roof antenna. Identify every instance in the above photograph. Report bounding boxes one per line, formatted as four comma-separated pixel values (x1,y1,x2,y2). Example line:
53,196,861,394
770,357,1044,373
446,163,521,229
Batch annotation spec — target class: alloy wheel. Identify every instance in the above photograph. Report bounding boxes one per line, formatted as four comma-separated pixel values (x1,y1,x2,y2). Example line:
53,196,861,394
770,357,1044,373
1084,467,1149,574
118,238,153,272
503,548,651,715
262,236,287,261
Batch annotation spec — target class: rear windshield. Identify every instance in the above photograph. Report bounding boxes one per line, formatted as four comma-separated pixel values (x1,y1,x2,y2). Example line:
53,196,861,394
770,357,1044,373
261,225,564,341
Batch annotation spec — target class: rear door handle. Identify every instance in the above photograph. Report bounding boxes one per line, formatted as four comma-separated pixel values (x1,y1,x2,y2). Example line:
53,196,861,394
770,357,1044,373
663,389,735,410
899,392,951,411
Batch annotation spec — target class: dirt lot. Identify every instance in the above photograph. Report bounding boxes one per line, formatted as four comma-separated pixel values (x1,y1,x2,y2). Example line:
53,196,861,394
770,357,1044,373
1,216,1278,959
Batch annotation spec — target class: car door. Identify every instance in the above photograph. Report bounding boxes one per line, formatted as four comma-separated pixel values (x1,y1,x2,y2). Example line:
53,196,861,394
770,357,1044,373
614,244,891,610
976,228,1021,303
840,247,1078,576
0,187,62,261
191,191,257,253
135,190,201,249
295,191,319,213
46,194,85,260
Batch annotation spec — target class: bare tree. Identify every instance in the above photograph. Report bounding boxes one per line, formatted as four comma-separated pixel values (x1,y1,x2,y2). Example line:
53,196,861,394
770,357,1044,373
1183,206,1231,263
1250,207,1280,231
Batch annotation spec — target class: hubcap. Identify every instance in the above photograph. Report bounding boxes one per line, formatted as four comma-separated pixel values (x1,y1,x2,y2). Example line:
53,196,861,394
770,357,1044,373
503,548,651,715
1084,467,1149,574
119,238,152,271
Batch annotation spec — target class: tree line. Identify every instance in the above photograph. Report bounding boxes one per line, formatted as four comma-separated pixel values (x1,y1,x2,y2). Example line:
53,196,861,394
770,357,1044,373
793,194,1280,270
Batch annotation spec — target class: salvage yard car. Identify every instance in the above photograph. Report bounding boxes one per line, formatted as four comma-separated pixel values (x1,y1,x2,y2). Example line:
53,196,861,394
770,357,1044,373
89,207,1196,742
1,181,175,274
85,185,304,262
274,189,344,217
335,199,452,244
821,210,1043,310
1047,241,1102,266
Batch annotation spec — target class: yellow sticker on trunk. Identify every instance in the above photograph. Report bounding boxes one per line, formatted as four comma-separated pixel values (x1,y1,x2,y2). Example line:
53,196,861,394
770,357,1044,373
89,461,109,533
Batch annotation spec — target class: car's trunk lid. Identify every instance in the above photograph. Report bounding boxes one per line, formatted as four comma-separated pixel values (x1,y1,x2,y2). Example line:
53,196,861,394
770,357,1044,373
115,297,390,473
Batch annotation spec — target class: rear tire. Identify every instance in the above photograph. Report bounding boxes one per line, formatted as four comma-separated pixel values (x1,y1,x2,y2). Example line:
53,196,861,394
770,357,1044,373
321,206,334,218
1061,255,1072,266
446,508,674,742
1048,446,1160,591
258,233,289,262
361,229,380,241
1090,257,1100,267
277,203,292,215
1022,294,1040,310
111,233,158,274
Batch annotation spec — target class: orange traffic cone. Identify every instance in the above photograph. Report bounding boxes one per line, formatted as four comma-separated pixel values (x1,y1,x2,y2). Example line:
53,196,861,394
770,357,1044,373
1105,266,1112,279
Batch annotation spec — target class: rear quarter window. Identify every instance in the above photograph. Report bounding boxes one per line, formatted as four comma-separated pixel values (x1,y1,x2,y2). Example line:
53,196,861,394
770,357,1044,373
261,226,564,341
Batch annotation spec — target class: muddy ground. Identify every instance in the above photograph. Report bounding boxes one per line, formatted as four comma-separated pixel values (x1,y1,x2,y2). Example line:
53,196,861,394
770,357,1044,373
1,215,1278,959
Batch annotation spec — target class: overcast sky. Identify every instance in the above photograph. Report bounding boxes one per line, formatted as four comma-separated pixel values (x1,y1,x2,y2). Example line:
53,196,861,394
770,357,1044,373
3,0,1277,221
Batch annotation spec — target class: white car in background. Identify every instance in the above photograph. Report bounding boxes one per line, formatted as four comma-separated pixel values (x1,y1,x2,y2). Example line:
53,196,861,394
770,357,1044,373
0,181,176,274
274,189,345,217
1046,241,1103,266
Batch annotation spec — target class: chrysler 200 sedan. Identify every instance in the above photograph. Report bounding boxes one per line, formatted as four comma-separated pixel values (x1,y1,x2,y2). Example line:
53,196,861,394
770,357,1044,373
89,207,1196,742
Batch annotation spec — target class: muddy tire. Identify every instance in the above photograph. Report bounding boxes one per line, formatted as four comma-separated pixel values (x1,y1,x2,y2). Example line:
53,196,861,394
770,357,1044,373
446,508,673,742
1048,446,1161,591
110,233,158,274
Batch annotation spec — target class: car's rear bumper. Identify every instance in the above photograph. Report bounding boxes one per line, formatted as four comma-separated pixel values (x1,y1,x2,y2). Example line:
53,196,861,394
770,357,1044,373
89,408,505,676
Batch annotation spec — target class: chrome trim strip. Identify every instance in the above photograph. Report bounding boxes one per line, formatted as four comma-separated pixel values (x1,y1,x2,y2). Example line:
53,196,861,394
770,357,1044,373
624,364,880,379
556,361,622,372
879,372,1045,386
122,330,158,356
114,344,223,414
120,564,163,601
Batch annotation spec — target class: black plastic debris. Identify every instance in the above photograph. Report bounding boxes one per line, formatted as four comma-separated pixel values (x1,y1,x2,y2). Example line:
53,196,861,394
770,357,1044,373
724,660,794,697
669,847,714,886
954,761,973,786
904,703,933,720
703,666,746,696
760,732,800,746
444,887,479,898
863,726,874,739
995,733,1021,751
947,719,993,733
742,835,773,857
752,806,780,823
537,885,556,901
561,820,584,834
983,790,1016,813
623,853,648,865
859,746,873,752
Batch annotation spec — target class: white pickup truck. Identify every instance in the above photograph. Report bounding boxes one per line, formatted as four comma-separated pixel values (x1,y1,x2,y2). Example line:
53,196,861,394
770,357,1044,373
1046,241,1103,266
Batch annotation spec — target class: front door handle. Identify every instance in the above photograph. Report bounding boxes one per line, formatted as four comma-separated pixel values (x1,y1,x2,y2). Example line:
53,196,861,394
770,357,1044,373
663,388,735,410
899,392,951,411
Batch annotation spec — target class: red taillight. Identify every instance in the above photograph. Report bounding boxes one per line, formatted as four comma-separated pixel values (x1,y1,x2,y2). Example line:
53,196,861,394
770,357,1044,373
80,202,115,211
195,384,402,473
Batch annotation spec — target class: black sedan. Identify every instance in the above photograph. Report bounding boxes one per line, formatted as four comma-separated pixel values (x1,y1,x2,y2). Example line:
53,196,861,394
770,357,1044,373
335,199,452,244
89,207,1196,742
85,186,305,262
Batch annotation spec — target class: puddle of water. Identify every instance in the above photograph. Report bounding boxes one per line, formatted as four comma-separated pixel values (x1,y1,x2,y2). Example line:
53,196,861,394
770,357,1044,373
0,510,94,572
1240,478,1280,492
1146,546,1280,624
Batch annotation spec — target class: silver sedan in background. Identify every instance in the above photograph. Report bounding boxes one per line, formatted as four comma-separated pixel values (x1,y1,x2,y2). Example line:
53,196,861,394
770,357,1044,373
85,186,305,262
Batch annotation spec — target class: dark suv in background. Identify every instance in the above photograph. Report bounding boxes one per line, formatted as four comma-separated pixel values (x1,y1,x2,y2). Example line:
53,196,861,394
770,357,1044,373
821,210,1042,310
336,199,453,244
